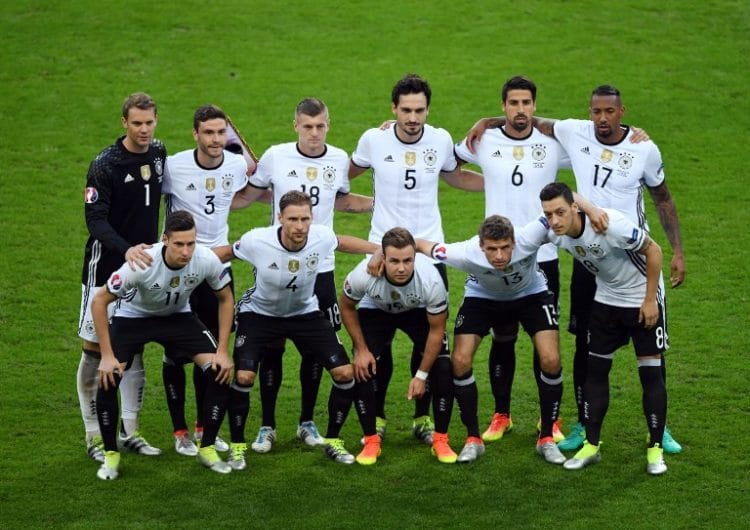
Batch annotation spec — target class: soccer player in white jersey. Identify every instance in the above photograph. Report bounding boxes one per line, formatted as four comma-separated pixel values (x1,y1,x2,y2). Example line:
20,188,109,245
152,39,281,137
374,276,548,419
231,98,373,455
466,85,684,453
454,75,570,444
92,211,235,479
538,182,668,475
160,104,249,457
214,191,378,469
416,216,567,465
340,228,456,464
349,73,484,441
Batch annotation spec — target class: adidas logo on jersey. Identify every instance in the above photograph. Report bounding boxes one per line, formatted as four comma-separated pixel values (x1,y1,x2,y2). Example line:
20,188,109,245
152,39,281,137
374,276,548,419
185,183,196,191
286,170,298,178
383,155,394,162
268,262,279,270
580,146,590,155
124,174,134,183
149,282,161,289
491,150,502,157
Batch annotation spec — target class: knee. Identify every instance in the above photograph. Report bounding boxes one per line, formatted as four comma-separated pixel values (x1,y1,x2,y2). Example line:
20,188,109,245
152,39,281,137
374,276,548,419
538,350,561,373
451,353,471,376
331,364,354,382
235,370,256,386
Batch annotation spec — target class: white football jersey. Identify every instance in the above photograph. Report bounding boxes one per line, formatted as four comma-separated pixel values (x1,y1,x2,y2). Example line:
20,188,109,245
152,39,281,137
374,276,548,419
163,149,248,248
543,209,664,308
342,253,448,314
455,127,570,263
351,124,458,243
233,224,336,317
553,119,665,229
430,224,548,301
250,142,350,272
106,243,230,318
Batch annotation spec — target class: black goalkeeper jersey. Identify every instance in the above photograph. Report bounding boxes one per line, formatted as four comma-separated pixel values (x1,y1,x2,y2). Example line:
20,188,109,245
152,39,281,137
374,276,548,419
81,136,167,285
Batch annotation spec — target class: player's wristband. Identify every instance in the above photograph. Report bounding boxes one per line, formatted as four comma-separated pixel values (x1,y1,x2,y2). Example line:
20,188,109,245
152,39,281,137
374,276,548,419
415,370,429,381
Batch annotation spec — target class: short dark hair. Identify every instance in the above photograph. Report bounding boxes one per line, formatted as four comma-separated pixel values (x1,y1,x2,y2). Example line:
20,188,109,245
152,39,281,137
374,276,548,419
122,92,156,119
501,76,537,102
539,182,574,204
591,84,621,101
479,215,514,242
381,227,416,252
296,97,327,118
279,190,313,213
164,210,196,235
193,104,227,131
392,74,431,107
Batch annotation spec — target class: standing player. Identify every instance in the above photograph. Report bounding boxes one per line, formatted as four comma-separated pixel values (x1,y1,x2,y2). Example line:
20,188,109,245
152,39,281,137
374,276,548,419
77,92,165,463
160,104,249,456
454,75,570,443
93,211,235,479
466,85,684,453
231,98,373,455
215,191,378,469
348,73,484,442
340,227,456,464
416,216,566,465
539,183,668,475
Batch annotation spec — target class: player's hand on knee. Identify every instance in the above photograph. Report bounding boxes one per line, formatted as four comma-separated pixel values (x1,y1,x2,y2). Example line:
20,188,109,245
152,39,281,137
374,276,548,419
353,348,376,382
125,243,154,270
212,351,234,384
97,357,123,390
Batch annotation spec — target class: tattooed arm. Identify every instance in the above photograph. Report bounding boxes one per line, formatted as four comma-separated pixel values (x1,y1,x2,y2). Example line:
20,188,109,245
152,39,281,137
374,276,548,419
647,182,685,288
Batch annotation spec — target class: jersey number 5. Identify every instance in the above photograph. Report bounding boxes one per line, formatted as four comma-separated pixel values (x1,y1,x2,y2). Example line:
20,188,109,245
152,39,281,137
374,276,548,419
404,169,416,190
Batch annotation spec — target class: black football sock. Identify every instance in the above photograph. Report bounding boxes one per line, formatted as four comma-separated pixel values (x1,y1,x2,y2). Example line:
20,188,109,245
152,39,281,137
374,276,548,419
198,362,229,448
488,338,515,415
258,347,283,428
192,362,206,429
430,356,454,434
537,368,563,439
96,372,122,452
374,347,393,419
299,355,323,424
582,353,613,446
162,359,188,433
227,381,252,444
453,370,480,438
325,378,355,439
638,358,667,448
573,332,589,424
411,348,431,418
353,380,377,436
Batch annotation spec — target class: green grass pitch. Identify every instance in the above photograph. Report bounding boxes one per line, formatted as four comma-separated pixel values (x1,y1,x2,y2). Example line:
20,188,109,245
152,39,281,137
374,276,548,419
0,1,747,528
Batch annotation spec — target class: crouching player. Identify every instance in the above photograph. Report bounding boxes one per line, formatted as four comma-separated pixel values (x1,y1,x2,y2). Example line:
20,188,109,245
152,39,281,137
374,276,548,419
214,190,379,469
92,210,234,479
340,227,456,464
